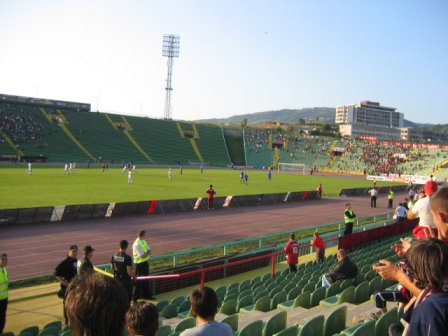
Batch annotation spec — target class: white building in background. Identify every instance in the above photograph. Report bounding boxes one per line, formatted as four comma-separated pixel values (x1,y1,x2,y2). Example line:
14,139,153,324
336,101,404,140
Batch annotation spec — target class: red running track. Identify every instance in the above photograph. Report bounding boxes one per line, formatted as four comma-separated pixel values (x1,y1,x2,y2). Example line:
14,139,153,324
0,193,404,280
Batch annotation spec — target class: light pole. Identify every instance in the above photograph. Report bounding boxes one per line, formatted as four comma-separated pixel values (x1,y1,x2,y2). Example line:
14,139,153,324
162,34,180,120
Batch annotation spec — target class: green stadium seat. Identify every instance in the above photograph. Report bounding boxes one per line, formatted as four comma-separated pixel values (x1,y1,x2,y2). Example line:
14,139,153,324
278,291,310,310
239,289,252,300
37,327,59,336
273,326,297,336
375,307,398,336
262,273,272,282
237,320,263,336
323,305,347,336
160,304,178,319
58,329,71,336
177,300,191,314
310,287,326,307
325,281,342,298
237,295,253,312
219,299,237,315
341,320,375,336
221,314,238,332
320,286,355,306
42,322,61,331
364,270,377,282
253,290,269,303
297,314,324,336
262,310,287,336
340,278,355,291
354,281,370,304
240,295,271,313
177,308,194,319
156,300,169,312
155,325,171,336
19,326,39,336
173,317,196,333
269,286,282,298
302,282,315,294
287,287,301,300
270,291,287,310
0,332,15,336
239,280,251,291
369,277,382,295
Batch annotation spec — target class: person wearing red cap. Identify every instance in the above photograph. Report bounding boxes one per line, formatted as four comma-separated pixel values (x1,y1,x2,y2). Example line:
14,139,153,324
407,180,438,239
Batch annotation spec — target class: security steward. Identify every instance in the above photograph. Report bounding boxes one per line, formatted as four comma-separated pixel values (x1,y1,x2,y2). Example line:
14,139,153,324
54,245,78,324
132,230,155,300
344,203,356,235
112,240,136,303
0,253,8,334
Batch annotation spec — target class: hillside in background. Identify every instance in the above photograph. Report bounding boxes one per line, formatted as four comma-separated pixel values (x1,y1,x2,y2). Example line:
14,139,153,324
199,107,425,128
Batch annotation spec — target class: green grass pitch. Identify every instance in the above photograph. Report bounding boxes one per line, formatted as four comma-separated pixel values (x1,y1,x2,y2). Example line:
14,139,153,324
0,166,396,209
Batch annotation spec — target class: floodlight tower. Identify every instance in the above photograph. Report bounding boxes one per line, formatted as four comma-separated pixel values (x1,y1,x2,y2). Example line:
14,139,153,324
162,34,180,119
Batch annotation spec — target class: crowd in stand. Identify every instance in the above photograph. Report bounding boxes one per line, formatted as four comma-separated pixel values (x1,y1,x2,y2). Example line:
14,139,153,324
0,112,42,146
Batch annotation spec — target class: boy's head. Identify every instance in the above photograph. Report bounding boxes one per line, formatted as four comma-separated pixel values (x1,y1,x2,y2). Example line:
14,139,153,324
430,187,448,237
190,286,218,320
126,302,159,336
406,238,448,290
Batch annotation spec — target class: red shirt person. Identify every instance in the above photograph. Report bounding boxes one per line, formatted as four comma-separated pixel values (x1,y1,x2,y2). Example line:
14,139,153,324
206,185,216,210
284,233,300,273
311,231,325,263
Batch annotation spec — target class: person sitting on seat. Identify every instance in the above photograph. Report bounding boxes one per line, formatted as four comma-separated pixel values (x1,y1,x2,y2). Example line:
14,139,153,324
322,249,358,287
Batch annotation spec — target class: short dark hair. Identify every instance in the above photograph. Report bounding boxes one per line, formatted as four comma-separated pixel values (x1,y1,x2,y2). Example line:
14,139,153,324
138,230,146,238
190,286,218,319
406,238,448,290
65,273,129,336
290,233,295,240
430,187,448,216
126,302,159,336
120,240,129,249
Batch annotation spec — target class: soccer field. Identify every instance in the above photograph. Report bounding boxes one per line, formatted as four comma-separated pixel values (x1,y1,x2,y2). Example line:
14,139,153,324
0,166,396,209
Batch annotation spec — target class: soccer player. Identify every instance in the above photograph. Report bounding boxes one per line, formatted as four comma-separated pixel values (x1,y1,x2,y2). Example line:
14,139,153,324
168,167,172,180
27,162,32,175
128,170,133,184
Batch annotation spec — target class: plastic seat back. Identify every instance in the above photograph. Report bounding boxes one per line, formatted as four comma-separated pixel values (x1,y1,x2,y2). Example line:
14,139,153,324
262,310,287,336
298,315,324,336
324,305,347,336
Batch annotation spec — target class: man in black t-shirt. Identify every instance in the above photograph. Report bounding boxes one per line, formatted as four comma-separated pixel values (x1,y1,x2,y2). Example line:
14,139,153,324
77,245,95,278
112,240,135,302
54,244,78,323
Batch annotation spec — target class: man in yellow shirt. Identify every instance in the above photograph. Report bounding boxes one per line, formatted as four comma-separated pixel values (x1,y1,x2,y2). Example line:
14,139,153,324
132,230,155,301
0,253,8,334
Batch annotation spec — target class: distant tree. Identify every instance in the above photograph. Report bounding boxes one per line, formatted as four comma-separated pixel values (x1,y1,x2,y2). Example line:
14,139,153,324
240,118,248,129
298,118,306,126
323,124,332,132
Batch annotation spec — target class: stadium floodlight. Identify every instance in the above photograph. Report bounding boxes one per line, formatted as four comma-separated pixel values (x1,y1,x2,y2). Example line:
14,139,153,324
162,34,180,120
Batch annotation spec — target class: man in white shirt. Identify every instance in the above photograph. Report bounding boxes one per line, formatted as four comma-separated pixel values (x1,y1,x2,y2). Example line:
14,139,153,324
408,180,438,239
368,187,378,208
395,203,407,222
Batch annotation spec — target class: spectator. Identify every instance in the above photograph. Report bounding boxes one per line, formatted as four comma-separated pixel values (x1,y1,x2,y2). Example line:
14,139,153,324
180,287,233,336
126,302,159,336
0,254,8,334
54,245,78,323
284,233,300,272
343,203,356,235
368,187,378,208
400,239,448,335
321,249,358,287
429,186,448,241
395,203,408,222
408,180,438,239
206,185,216,210
388,188,395,209
311,231,325,264
77,245,95,278
65,272,129,336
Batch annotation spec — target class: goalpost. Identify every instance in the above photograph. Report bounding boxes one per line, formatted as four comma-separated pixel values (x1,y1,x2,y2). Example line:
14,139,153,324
277,162,306,174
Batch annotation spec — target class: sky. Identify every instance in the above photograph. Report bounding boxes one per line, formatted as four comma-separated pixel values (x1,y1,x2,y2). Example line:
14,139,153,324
0,0,447,123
